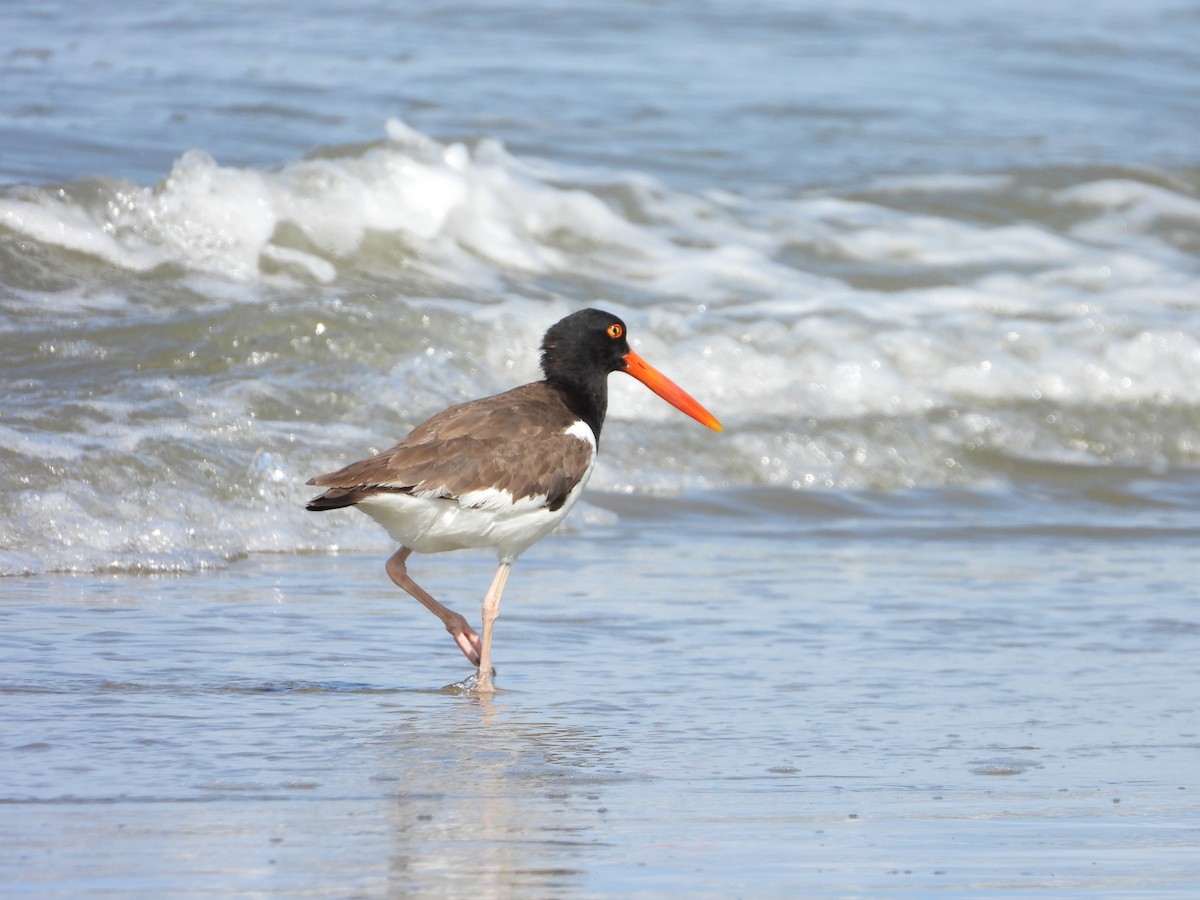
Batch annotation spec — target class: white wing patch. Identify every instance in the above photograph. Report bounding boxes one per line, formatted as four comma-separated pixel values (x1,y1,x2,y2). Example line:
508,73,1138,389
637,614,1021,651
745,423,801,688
459,487,544,512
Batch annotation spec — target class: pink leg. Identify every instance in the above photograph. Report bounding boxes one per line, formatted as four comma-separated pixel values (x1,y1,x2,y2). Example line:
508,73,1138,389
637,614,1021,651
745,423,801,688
474,560,512,693
385,548,481,665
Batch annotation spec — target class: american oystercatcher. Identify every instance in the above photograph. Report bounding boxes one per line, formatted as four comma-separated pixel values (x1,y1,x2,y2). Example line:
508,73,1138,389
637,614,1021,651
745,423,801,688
305,308,722,691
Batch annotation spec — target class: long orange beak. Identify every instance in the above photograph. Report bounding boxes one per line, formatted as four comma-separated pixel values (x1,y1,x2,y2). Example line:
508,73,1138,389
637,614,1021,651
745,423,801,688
622,350,723,432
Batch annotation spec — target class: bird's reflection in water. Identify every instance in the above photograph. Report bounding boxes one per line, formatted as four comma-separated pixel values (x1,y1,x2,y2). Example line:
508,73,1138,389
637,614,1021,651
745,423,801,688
374,692,630,898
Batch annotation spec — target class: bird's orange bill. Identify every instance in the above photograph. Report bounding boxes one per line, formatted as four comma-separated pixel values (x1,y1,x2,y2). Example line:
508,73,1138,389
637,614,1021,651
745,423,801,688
622,350,723,432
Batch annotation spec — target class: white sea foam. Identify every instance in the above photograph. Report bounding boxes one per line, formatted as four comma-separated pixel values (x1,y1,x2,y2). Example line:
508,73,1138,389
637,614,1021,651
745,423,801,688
1,122,1194,327
1057,178,1200,223
3,122,1200,572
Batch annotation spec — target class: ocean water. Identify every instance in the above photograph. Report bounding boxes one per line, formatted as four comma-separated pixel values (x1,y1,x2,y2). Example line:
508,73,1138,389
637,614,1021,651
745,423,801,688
2,0,1199,895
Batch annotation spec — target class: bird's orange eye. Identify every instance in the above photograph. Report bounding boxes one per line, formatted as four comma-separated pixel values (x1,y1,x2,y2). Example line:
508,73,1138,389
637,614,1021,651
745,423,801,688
607,323,624,339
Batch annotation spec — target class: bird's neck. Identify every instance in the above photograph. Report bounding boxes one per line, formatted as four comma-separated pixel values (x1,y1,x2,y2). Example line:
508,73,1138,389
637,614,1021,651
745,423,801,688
547,375,608,443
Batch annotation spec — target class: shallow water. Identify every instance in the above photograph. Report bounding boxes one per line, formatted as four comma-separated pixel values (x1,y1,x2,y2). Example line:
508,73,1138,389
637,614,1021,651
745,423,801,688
3,492,1198,895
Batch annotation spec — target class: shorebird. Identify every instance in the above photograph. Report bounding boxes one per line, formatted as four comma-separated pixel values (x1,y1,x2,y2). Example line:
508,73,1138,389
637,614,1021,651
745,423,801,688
305,308,722,691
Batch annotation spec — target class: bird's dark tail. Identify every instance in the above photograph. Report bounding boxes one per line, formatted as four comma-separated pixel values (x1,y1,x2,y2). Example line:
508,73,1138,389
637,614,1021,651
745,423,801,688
305,487,367,511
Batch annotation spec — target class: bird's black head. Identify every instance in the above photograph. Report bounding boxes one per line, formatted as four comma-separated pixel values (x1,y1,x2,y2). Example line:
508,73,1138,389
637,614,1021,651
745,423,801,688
540,308,630,381
539,306,724,441
539,308,630,439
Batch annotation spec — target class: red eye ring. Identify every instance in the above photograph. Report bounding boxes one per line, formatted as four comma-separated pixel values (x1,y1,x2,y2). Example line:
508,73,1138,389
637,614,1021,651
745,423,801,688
607,323,624,339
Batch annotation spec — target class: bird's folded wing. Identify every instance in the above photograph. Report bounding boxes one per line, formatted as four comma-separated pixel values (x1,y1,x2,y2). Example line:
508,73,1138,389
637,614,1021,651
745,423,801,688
308,426,592,511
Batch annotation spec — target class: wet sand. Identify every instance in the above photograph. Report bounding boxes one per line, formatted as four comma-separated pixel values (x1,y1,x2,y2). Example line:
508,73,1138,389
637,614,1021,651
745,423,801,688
2,490,1198,896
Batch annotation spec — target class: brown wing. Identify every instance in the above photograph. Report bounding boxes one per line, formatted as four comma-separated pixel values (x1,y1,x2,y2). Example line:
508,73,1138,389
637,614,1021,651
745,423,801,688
306,383,594,513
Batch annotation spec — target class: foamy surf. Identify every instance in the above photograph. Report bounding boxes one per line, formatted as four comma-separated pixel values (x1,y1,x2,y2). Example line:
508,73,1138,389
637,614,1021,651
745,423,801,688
2,120,1199,574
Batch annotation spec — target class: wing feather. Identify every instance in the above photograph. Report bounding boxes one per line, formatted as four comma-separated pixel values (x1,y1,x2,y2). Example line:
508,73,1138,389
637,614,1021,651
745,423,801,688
306,383,594,513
